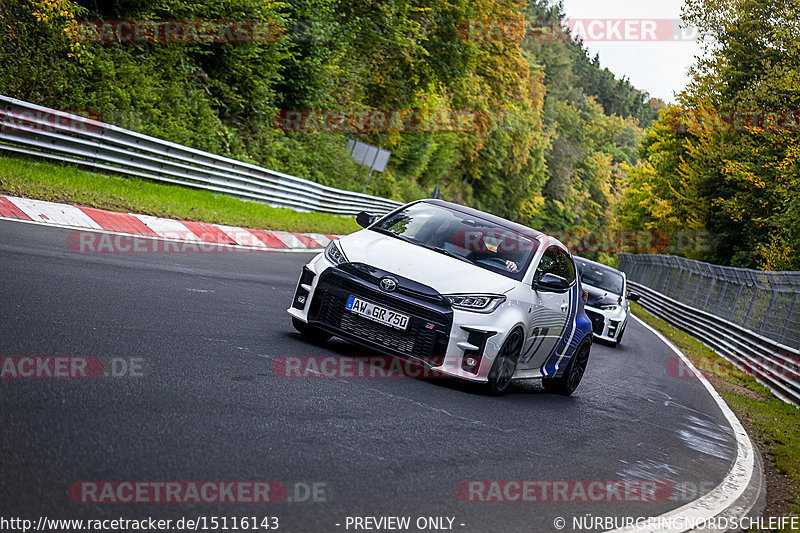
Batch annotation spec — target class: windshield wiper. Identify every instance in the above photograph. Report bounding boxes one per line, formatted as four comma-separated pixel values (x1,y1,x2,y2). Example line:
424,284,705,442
428,246,474,265
370,226,419,246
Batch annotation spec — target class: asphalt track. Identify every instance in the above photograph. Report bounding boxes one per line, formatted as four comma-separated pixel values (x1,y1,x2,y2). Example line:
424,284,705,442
0,219,741,532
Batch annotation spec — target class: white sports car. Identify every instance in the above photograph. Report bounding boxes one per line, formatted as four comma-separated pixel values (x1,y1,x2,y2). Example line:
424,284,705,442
288,200,594,395
573,256,640,347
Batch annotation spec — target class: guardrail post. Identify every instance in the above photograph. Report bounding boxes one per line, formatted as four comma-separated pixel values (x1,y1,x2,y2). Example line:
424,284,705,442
661,259,672,294
690,263,707,308
715,282,727,314
730,282,746,322
678,260,690,302
757,273,778,336
758,290,778,335
780,293,798,346
703,277,716,311
743,272,760,328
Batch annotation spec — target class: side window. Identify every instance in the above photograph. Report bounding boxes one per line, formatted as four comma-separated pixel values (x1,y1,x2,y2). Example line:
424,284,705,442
558,251,576,284
535,246,576,284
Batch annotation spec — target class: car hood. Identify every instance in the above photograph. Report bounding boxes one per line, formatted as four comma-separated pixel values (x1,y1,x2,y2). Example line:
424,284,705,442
584,284,621,307
336,230,517,295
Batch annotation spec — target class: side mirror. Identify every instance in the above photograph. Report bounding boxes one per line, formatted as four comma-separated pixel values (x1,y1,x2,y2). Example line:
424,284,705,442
356,211,377,229
533,273,570,292
627,291,640,303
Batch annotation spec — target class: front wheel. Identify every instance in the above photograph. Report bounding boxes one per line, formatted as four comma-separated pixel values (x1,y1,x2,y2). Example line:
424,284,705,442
542,339,591,396
292,317,333,342
487,330,523,396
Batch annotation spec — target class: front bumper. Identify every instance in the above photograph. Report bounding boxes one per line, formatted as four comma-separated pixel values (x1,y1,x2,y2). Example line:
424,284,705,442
584,305,627,343
287,257,506,382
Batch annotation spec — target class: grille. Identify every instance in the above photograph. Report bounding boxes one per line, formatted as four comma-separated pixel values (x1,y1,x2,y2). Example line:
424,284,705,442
316,290,442,359
309,267,451,364
340,313,415,354
585,309,605,335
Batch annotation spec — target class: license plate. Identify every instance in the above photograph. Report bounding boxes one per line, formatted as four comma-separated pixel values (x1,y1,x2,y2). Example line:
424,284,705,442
346,296,409,331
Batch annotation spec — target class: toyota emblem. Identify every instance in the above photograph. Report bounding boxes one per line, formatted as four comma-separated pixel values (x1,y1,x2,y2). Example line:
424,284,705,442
379,277,398,292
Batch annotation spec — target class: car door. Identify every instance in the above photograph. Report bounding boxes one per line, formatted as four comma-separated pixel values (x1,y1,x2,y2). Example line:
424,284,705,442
517,246,576,371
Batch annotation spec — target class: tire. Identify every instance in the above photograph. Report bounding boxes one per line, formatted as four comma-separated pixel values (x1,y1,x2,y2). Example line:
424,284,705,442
542,338,591,396
487,329,523,396
292,317,333,342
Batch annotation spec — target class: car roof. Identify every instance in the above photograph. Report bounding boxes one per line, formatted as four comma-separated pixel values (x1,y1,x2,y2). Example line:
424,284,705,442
418,199,546,240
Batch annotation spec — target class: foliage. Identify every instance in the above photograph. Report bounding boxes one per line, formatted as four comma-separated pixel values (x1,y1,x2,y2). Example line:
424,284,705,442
1,0,652,243
618,0,800,269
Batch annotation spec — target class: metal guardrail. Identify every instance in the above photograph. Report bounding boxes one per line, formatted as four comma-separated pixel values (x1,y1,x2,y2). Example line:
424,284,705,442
0,95,403,216
619,253,800,349
619,253,800,406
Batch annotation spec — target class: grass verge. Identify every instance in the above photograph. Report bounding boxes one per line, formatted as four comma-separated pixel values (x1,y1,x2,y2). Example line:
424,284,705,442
631,302,800,524
0,155,361,234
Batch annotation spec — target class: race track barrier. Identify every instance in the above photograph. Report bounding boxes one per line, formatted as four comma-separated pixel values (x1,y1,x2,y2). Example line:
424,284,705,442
619,253,800,406
0,95,403,216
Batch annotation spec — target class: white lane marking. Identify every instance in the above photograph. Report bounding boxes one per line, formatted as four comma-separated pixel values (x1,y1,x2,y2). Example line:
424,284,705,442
215,224,269,248
608,315,758,533
7,196,102,229
132,214,200,241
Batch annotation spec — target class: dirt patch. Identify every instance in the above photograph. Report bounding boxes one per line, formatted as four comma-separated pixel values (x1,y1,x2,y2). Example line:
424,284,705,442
708,375,771,402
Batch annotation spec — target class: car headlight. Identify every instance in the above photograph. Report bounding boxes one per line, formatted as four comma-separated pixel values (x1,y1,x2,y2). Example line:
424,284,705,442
601,304,621,312
445,294,506,313
324,240,348,265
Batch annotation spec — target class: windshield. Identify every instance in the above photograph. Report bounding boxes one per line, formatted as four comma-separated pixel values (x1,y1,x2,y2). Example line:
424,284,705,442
372,202,539,280
575,258,625,295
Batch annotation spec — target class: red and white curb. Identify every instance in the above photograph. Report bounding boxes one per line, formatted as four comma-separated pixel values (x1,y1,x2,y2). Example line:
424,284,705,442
0,195,337,251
